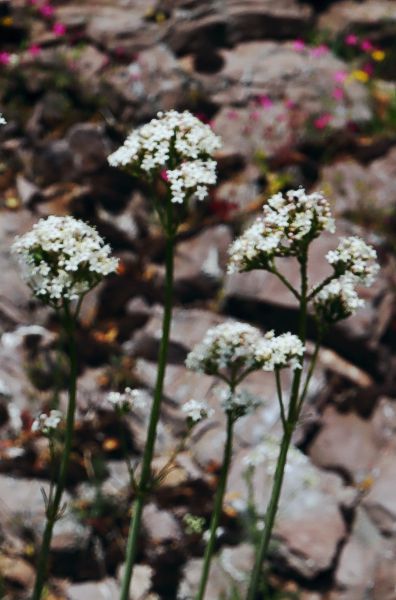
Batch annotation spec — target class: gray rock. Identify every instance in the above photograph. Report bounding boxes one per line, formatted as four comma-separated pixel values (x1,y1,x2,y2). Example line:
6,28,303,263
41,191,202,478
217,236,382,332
309,406,381,481
318,1,396,37
67,578,120,600
117,563,157,600
142,502,182,545
67,123,111,174
335,507,382,592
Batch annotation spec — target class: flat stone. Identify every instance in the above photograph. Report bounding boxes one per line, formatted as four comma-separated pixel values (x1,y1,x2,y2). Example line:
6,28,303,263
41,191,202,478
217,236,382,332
117,563,159,600
318,1,396,37
309,406,381,481
67,578,120,600
363,442,396,534
318,146,396,218
335,507,382,591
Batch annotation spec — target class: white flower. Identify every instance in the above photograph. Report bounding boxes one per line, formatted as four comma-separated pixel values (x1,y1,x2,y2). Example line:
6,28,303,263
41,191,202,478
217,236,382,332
108,110,221,205
108,110,221,168
314,274,364,322
107,387,147,413
0,113,6,126
185,321,265,377
228,188,335,273
326,236,379,286
32,410,63,435
255,331,305,371
219,388,261,417
12,216,119,306
185,321,305,378
182,399,214,423
167,159,217,204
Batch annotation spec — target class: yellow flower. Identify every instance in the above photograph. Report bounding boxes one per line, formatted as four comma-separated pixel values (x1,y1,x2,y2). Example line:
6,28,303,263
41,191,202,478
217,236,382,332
372,50,385,62
352,70,369,83
1,16,13,26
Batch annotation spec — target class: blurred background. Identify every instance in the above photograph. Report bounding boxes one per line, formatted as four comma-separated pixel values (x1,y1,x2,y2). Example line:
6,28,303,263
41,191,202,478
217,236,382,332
1,1,396,598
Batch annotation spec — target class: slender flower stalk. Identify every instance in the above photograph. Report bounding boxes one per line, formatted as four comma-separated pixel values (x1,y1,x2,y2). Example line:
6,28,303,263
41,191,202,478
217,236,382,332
12,216,118,599
119,219,174,600
226,188,380,599
196,410,234,600
108,110,221,598
184,321,303,599
31,304,78,600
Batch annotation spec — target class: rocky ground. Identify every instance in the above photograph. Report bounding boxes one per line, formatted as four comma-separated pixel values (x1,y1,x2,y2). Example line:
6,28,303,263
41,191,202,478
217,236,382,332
1,0,396,598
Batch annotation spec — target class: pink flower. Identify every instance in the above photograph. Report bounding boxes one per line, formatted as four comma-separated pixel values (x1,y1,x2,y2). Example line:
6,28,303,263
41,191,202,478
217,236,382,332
259,95,273,108
332,87,344,101
0,52,10,65
345,34,358,46
332,70,348,84
249,110,260,121
361,40,373,52
362,62,374,76
311,44,329,58
160,169,169,182
28,44,41,57
314,113,333,130
39,4,54,17
53,22,66,36
293,39,305,51
227,109,239,120
285,99,296,109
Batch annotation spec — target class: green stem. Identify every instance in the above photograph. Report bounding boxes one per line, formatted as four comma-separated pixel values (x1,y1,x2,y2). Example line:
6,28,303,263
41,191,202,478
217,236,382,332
32,307,78,600
247,251,309,600
275,369,286,432
296,335,321,416
119,227,175,600
247,425,293,599
196,413,234,600
271,265,301,302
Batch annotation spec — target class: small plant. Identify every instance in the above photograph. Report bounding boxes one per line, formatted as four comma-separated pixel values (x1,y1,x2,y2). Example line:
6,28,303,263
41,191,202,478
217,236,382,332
12,215,118,600
184,322,304,600
225,188,379,599
108,109,221,599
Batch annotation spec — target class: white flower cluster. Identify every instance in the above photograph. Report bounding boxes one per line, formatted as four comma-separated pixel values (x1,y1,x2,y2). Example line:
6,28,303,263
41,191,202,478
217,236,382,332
0,113,6,126
326,236,379,285
12,216,119,305
32,410,63,435
228,188,335,273
167,159,217,203
108,110,221,169
107,110,221,204
256,331,305,371
181,399,214,423
185,322,305,378
314,275,364,322
219,388,261,418
185,322,265,377
107,387,147,413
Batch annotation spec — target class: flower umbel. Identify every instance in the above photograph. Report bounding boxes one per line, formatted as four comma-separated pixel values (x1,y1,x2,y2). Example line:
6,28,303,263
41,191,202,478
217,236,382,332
185,322,305,379
107,387,147,414
314,275,364,323
219,388,261,418
12,216,119,306
228,188,335,273
32,410,63,436
107,110,221,205
185,322,265,378
182,399,214,423
326,236,379,285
